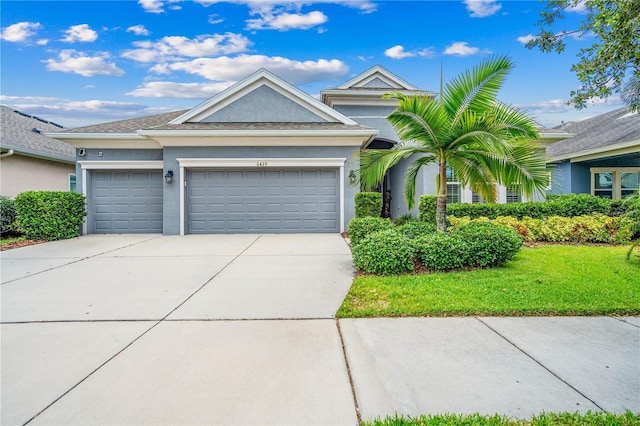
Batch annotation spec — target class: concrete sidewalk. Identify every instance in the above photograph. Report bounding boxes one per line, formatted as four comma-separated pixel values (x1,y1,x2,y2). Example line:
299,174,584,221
1,235,639,425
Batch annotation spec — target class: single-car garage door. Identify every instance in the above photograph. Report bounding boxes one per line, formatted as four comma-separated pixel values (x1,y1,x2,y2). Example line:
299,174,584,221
90,170,163,233
187,168,339,233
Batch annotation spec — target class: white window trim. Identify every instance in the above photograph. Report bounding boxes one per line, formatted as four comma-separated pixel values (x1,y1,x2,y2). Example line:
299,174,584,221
78,161,163,235
68,173,77,192
591,167,640,200
176,157,347,236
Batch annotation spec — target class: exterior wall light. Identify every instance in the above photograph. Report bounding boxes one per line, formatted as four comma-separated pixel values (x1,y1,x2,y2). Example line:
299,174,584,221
349,170,357,184
164,170,174,184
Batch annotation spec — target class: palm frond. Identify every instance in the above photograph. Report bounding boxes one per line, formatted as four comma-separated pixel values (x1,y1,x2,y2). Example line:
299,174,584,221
404,155,438,209
358,145,429,191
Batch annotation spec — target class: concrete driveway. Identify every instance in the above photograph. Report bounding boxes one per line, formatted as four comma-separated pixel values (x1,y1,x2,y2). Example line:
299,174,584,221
1,234,639,425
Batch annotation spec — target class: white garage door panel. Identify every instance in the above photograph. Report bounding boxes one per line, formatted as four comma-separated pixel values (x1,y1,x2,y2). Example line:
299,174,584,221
187,168,339,233
90,170,163,234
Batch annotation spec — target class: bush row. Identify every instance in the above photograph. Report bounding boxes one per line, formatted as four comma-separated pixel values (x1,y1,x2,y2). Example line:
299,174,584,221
14,191,86,241
448,214,635,244
0,196,18,236
419,194,619,223
349,217,522,275
355,192,382,218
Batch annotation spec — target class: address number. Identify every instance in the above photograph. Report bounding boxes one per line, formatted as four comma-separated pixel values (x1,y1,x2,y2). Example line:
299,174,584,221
256,161,268,167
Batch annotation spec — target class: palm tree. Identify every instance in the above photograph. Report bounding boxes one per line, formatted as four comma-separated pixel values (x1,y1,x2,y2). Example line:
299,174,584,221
359,55,550,232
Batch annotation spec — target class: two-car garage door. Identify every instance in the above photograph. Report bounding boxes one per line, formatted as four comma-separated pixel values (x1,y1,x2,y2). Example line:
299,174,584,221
187,168,339,233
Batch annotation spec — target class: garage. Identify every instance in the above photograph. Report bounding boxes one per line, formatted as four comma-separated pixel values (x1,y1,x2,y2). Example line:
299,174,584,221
187,168,339,233
90,170,163,233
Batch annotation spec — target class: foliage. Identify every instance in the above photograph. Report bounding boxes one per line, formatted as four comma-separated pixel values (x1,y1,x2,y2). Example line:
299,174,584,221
14,191,86,241
0,196,18,236
347,216,394,246
418,196,438,224
364,410,640,426
621,189,640,261
526,0,640,111
358,55,549,233
397,221,436,240
338,245,640,318
352,229,415,275
449,214,634,244
355,192,383,218
452,221,522,267
446,194,611,220
415,233,468,270
393,213,417,226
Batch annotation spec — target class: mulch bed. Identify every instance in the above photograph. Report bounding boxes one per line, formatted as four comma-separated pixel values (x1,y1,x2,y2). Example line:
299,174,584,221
0,239,47,251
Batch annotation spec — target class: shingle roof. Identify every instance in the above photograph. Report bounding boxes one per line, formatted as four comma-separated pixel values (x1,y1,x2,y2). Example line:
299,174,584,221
546,107,640,158
0,106,75,162
62,110,189,134
144,122,375,132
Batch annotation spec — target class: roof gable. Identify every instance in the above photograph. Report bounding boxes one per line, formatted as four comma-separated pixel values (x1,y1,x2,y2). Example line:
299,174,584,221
170,68,357,125
336,65,419,91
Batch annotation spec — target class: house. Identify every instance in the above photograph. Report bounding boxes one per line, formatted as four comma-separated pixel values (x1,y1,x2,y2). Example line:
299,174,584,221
546,107,640,200
48,66,565,235
0,106,76,198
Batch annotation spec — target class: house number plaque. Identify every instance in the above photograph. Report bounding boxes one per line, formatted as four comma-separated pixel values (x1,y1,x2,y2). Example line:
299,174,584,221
256,161,268,167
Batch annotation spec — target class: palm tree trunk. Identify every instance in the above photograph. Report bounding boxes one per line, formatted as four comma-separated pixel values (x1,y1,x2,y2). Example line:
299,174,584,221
437,160,447,232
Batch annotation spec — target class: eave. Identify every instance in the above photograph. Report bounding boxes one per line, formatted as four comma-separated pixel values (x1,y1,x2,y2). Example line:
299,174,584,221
547,139,640,163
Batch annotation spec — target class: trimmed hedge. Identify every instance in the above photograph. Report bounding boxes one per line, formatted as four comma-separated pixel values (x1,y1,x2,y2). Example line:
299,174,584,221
0,196,17,236
347,216,394,246
355,192,382,218
352,229,415,275
397,221,436,240
449,214,634,244
451,221,522,267
15,191,86,241
414,233,468,271
443,194,612,220
419,195,438,224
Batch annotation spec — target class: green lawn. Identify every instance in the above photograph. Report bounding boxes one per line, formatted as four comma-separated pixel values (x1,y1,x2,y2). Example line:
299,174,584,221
337,245,640,318
364,411,640,426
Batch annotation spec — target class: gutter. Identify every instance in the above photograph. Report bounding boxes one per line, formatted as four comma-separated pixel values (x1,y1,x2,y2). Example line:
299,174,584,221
0,146,75,164
0,149,14,158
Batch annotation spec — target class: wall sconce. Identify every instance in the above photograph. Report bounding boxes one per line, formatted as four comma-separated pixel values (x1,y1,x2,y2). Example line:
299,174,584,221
164,170,174,184
349,170,357,184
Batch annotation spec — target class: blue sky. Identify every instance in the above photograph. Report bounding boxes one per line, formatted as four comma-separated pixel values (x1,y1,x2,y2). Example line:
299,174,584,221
0,0,623,129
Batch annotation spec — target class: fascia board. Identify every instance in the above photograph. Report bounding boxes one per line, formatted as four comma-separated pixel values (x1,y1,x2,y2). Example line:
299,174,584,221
137,129,377,138
336,65,420,90
547,139,640,163
1,145,75,164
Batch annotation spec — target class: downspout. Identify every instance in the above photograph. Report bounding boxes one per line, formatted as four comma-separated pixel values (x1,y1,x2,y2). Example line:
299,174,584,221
0,149,14,158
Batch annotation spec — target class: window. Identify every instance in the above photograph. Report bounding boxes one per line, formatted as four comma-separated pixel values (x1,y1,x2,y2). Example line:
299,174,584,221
506,186,522,204
446,167,460,203
69,174,76,192
471,192,485,203
591,168,639,200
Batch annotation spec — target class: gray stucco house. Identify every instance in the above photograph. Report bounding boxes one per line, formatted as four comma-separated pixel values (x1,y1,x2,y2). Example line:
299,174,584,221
547,107,640,200
1,106,76,198
48,65,579,235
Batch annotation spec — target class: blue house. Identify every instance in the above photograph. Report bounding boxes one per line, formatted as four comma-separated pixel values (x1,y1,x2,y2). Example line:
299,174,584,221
546,107,640,200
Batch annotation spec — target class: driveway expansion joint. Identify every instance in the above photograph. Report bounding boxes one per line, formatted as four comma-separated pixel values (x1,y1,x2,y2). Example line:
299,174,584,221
475,317,605,411
335,318,362,425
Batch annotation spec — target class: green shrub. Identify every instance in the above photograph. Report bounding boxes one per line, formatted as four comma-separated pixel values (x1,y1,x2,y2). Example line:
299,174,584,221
452,221,523,267
0,196,18,236
393,213,417,226
398,221,436,240
15,191,86,241
355,192,382,218
447,194,612,220
418,195,438,224
415,233,468,271
352,229,415,275
347,216,394,246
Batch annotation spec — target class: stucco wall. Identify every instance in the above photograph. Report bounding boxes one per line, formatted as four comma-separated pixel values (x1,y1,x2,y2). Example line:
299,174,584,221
0,154,75,198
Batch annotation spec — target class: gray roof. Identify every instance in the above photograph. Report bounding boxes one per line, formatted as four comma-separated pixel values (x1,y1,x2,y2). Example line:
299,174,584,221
0,106,75,162
546,107,640,158
63,110,189,134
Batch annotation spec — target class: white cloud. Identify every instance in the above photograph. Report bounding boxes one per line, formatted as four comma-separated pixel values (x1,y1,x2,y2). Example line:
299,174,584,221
62,24,98,43
194,1,376,14
138,0,182,13
208,14,224,24
384,45,435,60
444,41,490,56
161,54,348,85
463,0,501,17
127,81,234,98
246,10,328,31
127,25,150,36
122,33,251,63
0,95,59,102
0,22,42,43
517,34,536,44
566,0,588,13
36,39,49,45
44,50,125,77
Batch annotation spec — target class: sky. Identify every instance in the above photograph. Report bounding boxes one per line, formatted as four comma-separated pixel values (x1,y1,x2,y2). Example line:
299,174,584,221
0,0,625,129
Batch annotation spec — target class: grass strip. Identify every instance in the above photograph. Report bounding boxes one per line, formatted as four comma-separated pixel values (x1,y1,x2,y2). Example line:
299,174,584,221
338,245,640,318
364,411,640,426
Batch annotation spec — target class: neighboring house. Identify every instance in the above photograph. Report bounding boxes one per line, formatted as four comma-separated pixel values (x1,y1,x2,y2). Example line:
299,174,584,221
546,107,640,200
0,106,76,198
48,66,562,235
